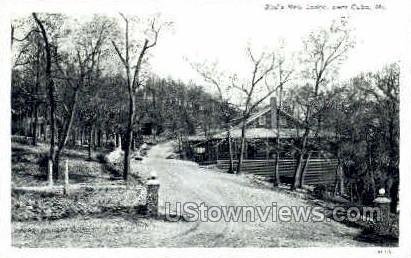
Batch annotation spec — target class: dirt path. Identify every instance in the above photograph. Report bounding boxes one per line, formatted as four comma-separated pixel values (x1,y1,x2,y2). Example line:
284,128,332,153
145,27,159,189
137,142,373,247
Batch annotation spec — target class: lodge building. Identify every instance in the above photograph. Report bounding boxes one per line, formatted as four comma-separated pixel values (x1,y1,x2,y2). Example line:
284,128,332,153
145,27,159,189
182,97,339,188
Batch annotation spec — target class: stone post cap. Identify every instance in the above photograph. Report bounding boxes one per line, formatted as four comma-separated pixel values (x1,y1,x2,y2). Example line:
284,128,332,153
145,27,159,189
147,170,159,185
373,196,391,204
147,179,160,186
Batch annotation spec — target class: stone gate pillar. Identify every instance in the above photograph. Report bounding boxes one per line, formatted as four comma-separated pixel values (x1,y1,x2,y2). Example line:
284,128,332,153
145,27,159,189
146,171,160,217
373,188,391,234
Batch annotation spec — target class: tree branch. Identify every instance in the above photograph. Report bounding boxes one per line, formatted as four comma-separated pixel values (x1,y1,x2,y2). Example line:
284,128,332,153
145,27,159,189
111,40,127,66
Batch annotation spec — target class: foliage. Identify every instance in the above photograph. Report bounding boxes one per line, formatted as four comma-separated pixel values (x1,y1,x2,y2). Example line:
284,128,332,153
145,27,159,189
310,64,399,206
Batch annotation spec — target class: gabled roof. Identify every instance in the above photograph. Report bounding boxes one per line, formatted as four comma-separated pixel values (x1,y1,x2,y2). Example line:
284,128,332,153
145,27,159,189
241,105,303,127
187,105,304,142
212,128,302,139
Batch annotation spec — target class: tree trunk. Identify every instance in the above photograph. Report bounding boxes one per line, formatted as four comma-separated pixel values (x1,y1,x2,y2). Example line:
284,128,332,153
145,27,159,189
81,127,84,145
293,127,309,189
52,88,80,177
227,129,234,173
88,127,92,160
337,164,345,196
97,129,102,147
236,122,247,174
43,123,47,142
274,90,282,186
33,13,57,178
115,133,120,148
273,148,281,185
367,138,376,202
32,105,38,145
300,151,312,186
368,169,376,201
26,115,31,136
350,183,354,202
119,134,123,149
273,152,280,187
32,40,41,146
52,149,60,180
73,128,77,146
293,153,305,190
131,131,135,151
61,93,79,146
123,93,135,180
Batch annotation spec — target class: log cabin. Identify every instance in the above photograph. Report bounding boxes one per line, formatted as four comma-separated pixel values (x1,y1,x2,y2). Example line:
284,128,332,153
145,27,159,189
183,97,339,188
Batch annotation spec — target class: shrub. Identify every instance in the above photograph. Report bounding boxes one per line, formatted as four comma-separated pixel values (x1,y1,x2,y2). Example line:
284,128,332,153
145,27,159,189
37,154,50,172
102,162,122,178
313,185,327,199
96,153,108,164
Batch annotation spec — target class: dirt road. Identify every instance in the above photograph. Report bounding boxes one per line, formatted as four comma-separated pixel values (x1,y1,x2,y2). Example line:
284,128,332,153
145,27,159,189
137,142,372,247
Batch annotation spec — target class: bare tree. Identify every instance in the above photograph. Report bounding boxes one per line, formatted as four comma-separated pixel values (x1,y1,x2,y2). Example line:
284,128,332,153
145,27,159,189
31,35,42,146
51,17,110,176
11,20,44,146
232,47,292,173
292,20,354,189
273,54,287,186
32,13,57,175
189,61,237,172
190,47,292,174
111,14,162,180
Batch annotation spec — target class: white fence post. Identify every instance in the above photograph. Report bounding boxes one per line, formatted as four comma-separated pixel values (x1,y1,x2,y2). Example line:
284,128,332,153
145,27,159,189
48,160,53,187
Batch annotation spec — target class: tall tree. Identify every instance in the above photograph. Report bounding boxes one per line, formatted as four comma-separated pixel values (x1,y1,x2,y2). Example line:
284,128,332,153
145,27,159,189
292,20,354,189
231,47,292,174
51,16,110,175
189,61,237,172
273,51,290,186
11,21,45,145
111,14,162,180
32,13,57,176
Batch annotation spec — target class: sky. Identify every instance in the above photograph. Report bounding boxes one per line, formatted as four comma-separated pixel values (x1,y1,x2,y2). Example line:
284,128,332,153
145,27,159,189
11,0,404,95
139,0,403,87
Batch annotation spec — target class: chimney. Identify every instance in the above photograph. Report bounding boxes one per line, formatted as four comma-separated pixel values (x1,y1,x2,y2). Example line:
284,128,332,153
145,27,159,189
270,97,277,129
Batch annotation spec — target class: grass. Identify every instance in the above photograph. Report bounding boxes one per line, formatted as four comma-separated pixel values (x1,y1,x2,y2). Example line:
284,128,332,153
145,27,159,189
11,142,119,187
11,141,146,223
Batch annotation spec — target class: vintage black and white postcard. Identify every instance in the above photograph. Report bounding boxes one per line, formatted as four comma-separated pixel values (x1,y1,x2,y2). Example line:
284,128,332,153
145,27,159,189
0,0,410,257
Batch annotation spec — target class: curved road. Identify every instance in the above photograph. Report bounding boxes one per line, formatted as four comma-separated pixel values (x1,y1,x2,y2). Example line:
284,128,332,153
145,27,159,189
137,142,372,247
